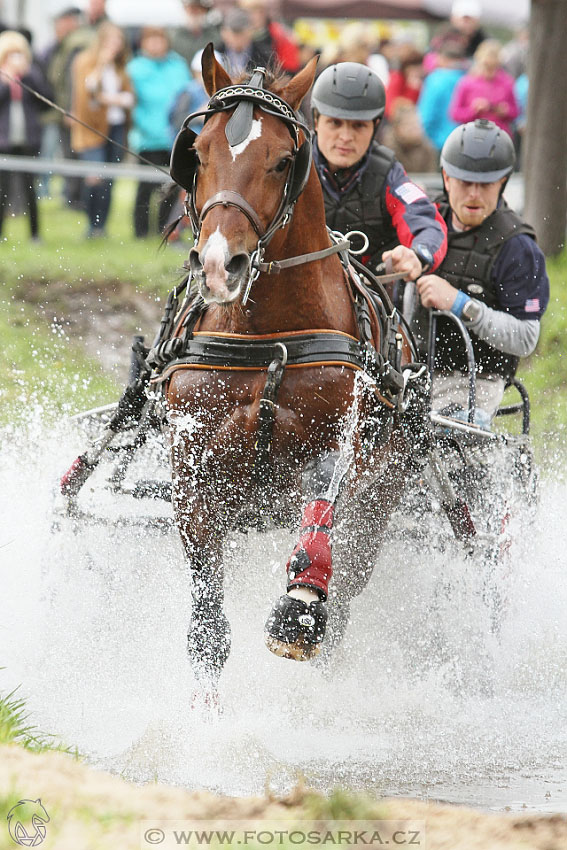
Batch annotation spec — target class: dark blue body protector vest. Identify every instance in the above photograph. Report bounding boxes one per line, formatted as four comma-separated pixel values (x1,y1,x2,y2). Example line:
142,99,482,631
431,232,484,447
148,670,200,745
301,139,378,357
319,142,399,271
426,198,536,379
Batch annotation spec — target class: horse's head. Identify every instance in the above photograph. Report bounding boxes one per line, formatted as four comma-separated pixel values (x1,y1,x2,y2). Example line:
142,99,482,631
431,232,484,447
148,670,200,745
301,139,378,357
170,46,317,305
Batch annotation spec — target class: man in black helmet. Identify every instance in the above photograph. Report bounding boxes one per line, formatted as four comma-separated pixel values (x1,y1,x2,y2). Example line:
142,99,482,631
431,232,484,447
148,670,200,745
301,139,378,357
414,118,549,425
311,62,447,282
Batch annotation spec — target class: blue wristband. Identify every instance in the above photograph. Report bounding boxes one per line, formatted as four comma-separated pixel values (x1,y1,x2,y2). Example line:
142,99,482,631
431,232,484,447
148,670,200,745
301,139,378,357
451,290,470,318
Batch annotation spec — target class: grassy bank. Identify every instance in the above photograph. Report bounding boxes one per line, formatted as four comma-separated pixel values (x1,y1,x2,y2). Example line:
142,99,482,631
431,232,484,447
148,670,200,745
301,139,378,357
0,683,73,755
0,179,175,288
1,179,567,437
517,251,567,437
2,741,567,850
0,180,180,420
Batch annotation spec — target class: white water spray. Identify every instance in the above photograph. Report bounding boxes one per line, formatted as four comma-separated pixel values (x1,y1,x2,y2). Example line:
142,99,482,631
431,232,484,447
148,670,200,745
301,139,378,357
1,410,566,812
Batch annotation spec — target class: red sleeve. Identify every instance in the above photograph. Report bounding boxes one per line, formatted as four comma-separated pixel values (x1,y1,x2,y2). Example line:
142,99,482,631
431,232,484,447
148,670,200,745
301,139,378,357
383,161,447,271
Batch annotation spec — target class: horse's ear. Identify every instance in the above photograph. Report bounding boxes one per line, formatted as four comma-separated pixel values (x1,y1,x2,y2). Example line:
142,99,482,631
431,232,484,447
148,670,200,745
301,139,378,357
280,56,319,112
202,42,232,96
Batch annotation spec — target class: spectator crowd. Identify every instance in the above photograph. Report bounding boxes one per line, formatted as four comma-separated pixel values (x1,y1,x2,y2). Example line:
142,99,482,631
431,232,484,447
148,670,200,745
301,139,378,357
0,0,530,243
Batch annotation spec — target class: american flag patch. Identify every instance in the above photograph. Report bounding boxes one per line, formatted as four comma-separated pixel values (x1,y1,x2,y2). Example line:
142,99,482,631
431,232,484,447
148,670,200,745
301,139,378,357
525,298,540,313
396,182,427,204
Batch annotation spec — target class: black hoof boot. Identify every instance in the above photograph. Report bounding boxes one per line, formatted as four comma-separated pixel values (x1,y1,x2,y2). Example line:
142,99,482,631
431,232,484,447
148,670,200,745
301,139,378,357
264,594,327,661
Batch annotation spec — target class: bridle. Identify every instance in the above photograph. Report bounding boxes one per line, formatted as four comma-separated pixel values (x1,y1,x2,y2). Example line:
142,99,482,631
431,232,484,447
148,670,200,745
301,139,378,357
169,67,350,304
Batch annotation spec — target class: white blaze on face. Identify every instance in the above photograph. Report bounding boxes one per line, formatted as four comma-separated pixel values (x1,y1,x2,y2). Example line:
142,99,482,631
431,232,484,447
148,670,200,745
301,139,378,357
201,226,230,296
229,117,263,161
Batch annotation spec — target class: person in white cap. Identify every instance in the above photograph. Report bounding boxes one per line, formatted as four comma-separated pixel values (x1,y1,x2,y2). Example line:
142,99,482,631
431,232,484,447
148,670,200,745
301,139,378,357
449,0,487,58
425,0,487,73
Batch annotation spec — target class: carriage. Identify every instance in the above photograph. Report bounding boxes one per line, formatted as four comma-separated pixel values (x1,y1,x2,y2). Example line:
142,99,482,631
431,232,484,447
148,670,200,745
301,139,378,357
55,50,537,695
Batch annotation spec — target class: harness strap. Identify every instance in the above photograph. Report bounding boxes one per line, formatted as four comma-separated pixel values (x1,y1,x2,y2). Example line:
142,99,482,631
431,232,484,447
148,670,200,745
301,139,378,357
147,292,205,372
255,344,287,480
200,190,266,238
150,330,366,384
255,239,350,273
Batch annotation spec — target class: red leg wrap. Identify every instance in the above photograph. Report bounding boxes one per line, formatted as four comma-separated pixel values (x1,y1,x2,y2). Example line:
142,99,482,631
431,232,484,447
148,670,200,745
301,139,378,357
286,499,334,600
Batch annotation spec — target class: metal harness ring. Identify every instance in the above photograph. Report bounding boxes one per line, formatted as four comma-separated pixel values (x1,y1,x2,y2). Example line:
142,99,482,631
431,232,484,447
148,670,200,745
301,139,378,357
345,230,370,256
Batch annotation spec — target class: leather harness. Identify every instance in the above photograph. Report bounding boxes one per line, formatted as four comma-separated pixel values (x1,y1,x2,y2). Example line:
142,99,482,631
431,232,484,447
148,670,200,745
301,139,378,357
152,67,418,476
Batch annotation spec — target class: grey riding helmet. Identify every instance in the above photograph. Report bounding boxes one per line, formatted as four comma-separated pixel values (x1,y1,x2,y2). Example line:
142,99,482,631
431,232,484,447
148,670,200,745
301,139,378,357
441,119,516,183
311,62,386,121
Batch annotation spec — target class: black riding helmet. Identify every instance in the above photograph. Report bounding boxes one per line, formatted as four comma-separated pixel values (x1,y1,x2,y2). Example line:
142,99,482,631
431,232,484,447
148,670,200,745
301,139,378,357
311,62,386,122
441,119,516,183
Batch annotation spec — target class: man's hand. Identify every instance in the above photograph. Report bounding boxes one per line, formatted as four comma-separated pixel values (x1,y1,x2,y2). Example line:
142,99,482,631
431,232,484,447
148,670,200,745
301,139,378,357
382,245,423,281
416,274,459,310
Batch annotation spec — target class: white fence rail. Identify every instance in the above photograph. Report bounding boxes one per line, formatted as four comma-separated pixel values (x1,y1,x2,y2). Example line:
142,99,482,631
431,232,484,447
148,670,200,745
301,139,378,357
0,154,526,210
0,154,170,183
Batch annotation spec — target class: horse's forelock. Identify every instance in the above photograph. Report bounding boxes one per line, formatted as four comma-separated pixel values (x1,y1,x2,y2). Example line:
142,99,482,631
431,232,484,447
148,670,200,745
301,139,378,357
234,65,289,96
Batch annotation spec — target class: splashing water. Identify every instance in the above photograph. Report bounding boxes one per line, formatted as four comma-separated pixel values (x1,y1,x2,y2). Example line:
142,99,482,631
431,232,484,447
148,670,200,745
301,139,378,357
1,410,566,813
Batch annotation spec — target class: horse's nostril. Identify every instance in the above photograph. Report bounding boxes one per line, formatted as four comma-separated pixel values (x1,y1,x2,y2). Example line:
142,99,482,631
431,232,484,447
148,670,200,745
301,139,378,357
226,253,250,278
189,248,202,274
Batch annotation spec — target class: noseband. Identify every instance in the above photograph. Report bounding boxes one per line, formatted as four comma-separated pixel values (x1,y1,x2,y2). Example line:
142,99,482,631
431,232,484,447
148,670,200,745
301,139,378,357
199,190,266,239
170,67,350,303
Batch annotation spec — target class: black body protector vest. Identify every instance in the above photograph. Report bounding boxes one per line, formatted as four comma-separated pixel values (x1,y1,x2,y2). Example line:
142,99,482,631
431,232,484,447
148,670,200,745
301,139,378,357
429,198,537,380
320,142,399,270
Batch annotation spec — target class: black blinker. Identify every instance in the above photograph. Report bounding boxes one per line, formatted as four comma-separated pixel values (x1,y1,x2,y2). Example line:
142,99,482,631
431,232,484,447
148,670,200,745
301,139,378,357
225,67,267,147
170,126,199,192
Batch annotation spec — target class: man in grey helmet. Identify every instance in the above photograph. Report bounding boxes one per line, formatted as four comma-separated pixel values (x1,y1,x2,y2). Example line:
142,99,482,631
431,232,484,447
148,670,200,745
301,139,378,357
311,62,448,282
414,118,549,426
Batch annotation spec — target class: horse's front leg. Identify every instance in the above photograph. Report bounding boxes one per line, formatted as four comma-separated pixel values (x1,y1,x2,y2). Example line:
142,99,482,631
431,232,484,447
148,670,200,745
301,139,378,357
174,479,231,697
265,451,345,661
186,539,231,688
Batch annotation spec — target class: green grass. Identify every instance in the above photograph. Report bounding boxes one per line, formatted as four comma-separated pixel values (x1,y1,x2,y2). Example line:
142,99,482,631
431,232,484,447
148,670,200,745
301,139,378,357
0,299,119,419
0,683,75,754
0,179,179,289
516,251,567,439
302,788,388,821
0,179,185,422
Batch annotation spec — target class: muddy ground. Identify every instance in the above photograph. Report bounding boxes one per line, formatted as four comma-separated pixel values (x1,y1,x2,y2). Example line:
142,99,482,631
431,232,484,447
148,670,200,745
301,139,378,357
1,745,567,850
17,278,163,379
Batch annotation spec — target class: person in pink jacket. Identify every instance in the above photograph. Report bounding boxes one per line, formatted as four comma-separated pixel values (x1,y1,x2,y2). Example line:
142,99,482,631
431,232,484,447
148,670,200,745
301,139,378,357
449,39,519,137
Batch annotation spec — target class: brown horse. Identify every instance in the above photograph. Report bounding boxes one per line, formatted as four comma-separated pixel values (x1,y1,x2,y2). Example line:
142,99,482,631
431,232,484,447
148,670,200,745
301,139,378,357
160,48,419,693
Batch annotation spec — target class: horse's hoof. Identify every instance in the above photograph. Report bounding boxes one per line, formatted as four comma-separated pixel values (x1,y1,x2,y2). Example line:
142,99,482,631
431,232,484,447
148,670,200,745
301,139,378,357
264,633,320,661
264,594,327,661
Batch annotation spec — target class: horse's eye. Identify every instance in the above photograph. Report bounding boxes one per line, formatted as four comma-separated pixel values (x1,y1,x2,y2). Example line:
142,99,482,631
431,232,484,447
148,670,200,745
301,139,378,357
274,157,291,173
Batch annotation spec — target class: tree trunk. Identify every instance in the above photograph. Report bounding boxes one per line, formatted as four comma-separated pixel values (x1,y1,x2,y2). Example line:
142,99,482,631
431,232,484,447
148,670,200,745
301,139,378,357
524,0,567,255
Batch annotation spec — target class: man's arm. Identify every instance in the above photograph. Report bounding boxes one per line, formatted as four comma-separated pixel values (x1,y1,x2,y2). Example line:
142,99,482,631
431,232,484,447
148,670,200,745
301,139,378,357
416,234,549,357
382,160,448,280
463,304,540,356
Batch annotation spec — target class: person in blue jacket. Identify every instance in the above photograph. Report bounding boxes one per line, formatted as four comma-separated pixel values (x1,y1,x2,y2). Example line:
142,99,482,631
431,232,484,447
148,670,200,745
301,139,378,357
417,40,466,153
127,26,190,237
